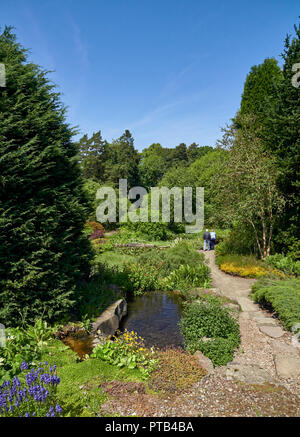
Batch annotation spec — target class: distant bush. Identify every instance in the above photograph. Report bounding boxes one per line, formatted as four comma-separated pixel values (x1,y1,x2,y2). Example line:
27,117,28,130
252,278,300,331
122,261,161,295
139,240,206,278
122,221,174,241
179,299,240,366
161,264,210,291
264,254,300,276
89,229,105,240
87,221,105,232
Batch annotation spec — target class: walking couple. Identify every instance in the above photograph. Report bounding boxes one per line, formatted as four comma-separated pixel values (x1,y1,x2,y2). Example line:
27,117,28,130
203,229,216,251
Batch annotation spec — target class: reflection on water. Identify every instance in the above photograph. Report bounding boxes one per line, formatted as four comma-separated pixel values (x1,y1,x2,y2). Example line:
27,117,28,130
62,334,94,358
120,291,184,349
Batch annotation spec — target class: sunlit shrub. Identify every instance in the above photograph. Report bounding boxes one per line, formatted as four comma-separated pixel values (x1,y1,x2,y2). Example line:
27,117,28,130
91,330,158,379
179,299,240,366
252,278,300,331
161,264,211,291
265,254,300,276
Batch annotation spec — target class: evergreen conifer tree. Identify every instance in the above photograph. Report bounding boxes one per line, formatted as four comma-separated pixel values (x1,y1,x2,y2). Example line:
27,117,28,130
0,27,93,325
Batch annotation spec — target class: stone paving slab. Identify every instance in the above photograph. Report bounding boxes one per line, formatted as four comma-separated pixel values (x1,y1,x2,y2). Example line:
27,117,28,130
259,325,285,338
274,355,300,379
236,297,258,312
251,315,277,326
226,363,277,385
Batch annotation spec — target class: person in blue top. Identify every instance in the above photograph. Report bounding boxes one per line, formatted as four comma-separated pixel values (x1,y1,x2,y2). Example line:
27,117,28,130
210,229,216,250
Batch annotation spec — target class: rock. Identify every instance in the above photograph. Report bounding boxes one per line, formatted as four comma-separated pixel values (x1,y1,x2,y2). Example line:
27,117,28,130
226,363,276,385
271,340,300,357
274,355,300,379
236,297,257,312
193,351,214,374
91,299,127,336
259,325,285,338
251,314,277,325
224,303,240,312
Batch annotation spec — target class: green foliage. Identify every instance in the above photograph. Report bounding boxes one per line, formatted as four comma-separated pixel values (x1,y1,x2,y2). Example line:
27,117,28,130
0,319,53,382
138,240,205,278
73,271,124,320
265,254,300,276
82,179,102,221
262,23,300,252
91,330,158,380
252,278,300,331
215,224,258,256
77,131,108,182
0,27,93,325
238,57,283,124
121,261,161,295
122,221,174,241
179,299,240,366
161,264,211,291
78,130,140,189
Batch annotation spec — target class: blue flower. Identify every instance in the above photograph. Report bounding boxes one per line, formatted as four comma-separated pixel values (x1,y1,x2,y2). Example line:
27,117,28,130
20,362,28,371
55,404,62,414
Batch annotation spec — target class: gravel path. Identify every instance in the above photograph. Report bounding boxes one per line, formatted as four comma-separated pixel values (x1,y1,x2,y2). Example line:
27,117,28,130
100,251,300,417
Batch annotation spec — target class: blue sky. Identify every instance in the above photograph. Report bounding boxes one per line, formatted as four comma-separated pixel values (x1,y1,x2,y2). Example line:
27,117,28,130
1,0,299,150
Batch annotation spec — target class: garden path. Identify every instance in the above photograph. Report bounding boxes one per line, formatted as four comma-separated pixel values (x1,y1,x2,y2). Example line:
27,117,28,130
201,250,300,389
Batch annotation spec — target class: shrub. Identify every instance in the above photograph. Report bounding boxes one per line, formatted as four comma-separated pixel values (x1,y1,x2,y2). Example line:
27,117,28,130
139,240,205,278
91,330,158,380
122,221,174,241
252,278,300,331
264,254,300,276
89,229,105,240
161,264,211,291
215,254,283,278
179,299,240,366
122,262,161,295
0,319,54,382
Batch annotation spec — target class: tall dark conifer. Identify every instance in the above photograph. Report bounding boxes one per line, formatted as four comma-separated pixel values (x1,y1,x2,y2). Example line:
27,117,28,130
263,23,300,251
0,27,93,325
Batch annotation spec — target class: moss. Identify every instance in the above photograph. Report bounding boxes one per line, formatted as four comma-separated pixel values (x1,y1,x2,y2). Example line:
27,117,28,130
41,339,144,417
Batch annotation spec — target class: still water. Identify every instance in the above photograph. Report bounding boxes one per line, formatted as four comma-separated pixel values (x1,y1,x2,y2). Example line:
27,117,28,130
62,291,184,357
119,291,184,349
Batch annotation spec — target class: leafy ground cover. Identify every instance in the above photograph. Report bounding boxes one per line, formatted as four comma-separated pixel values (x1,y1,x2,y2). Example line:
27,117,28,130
251,278,300,332
179,295,241,366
